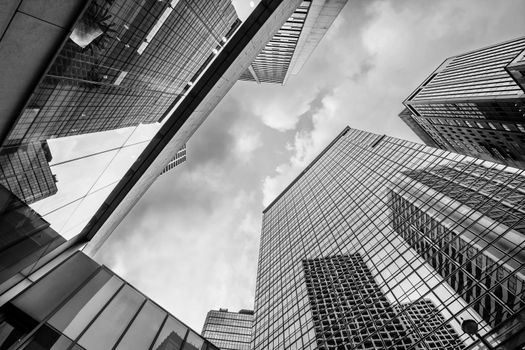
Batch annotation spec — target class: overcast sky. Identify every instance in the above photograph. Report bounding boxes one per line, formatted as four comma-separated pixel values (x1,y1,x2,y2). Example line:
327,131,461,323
94,0,525,331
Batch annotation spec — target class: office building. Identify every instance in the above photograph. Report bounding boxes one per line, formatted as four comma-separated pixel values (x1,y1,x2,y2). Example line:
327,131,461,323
253,127,525,350
240,0,347,84
4,0,241,147
161,145,187,176
0,141,57,204
201,309,253,350
402,37,525,168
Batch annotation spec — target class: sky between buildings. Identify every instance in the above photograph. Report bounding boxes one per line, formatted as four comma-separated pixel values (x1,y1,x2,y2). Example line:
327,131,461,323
94,0,525,331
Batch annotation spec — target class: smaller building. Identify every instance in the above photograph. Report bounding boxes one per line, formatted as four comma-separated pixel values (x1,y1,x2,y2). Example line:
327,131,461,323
160,145,187,176
201,308,253,350
239,0,348,85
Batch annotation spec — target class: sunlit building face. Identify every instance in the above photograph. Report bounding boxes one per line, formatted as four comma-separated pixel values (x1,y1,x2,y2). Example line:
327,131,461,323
254,127,525,350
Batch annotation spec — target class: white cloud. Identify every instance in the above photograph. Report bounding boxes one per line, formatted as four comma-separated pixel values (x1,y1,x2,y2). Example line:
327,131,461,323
262,94,346,206
232,129,262,162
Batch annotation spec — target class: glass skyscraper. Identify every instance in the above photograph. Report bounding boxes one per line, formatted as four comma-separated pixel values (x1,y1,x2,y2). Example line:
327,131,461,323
402,37,525,169
201,309,253,350
5,0,240,147
253,127,525,350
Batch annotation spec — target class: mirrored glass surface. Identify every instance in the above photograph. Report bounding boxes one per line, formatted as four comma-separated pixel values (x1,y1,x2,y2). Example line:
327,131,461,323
151,315,187,350
115,300,166,350
78,284,144,350
0,0,242,244
12,253,98,322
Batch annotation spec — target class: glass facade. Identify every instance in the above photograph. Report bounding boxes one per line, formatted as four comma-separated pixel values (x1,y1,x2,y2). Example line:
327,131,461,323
0,0,241,252
403,37,525,169
254,127,525,350
0,251,218,350
201,309,253,350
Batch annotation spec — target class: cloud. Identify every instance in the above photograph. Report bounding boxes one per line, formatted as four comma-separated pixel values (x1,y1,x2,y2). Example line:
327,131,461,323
231,126,262,162
262,92,345,206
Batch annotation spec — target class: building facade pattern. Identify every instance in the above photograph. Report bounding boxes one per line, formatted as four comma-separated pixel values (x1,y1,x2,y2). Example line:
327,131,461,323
390,163,525,346
201,309,253,350
240,0,347,84
303,254,413,350
0,141,57,204
160,145,187,175
5,0,240,147
403,37,525,168
303,254,464,350
395,299,465,350
253,127,525,350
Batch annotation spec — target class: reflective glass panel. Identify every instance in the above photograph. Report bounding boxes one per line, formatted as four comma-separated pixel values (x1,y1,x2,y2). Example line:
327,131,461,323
115,300,166,350
48,269,112,332
151,316,187,350
182,331,204,350
0,0,242,242
60,274,123,340
12,252,98,322
20,325,74,350
78,284,144,350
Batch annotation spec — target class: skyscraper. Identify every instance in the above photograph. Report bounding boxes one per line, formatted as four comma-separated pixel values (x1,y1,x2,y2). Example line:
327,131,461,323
239,0,348,84
402,37,525,168
201,308,253,350
4,0,241,147
253,127,525,350
0,141,57,203
0,0,304,256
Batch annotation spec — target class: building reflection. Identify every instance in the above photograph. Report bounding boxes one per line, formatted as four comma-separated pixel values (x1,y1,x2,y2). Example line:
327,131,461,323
0,0,241,237
0,141,57,204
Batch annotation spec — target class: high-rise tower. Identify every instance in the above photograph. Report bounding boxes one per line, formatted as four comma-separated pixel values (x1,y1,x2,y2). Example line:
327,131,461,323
239,0,348,85
160,145,187,176
402,37,525,168
4,0,241,147
253,127,525,350
201,309,253,350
